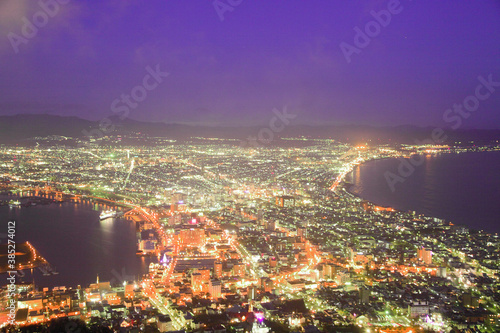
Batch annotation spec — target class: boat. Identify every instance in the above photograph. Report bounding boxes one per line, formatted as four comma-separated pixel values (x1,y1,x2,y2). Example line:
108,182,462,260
99,210,117,220
8,200,21,208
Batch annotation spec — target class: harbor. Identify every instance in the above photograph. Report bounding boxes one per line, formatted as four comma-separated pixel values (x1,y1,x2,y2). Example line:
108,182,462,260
0,197,152,288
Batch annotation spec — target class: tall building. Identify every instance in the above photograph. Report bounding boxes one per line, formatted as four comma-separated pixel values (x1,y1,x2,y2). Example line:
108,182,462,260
359,286,370,304
214,261,223,278
209,279,222,299
189,268,210,294
191,273,203,294
417,247,432,265
198,268,210,281
323,264,337,280
248,285,257,300
233,262,246,277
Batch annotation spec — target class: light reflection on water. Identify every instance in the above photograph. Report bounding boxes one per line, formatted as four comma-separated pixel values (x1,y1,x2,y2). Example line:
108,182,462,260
349,151,500,234
0,196,153,288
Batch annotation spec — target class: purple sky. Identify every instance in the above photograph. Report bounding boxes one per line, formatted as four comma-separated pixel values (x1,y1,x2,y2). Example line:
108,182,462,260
1,0,500,128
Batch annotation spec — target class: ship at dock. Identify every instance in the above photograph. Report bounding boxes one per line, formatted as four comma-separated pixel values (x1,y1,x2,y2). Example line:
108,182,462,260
8,200,21,208
99,210,117,220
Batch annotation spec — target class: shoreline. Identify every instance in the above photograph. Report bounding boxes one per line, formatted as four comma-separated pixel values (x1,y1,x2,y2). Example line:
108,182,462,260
340,151,500,235
0,199,147,289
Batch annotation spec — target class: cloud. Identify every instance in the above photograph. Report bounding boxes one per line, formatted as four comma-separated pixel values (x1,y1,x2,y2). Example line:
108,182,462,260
0,0,77,56
0,0,30,27
0,0,127,58
0,0,31,46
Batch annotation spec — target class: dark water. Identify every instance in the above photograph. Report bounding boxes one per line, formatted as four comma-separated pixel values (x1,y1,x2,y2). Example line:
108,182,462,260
349,151,500,234
0,198,152,288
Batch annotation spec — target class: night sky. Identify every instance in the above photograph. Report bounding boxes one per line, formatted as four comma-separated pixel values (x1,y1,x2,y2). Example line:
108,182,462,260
1,0,500,128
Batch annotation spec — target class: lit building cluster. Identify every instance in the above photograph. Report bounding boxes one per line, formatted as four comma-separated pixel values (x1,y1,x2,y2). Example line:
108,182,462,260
1,140,499,332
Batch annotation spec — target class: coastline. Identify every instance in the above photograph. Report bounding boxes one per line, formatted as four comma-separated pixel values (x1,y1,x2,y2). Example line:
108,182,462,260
341,151,500,235
0,198,147,288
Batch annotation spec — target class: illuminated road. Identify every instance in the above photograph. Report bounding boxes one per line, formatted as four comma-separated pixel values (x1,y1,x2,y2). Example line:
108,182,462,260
135,208,186,329
142,280,186,330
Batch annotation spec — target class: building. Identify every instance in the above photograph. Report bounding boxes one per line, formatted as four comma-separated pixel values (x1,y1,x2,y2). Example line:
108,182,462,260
297,227,307,239
214,261,223,278
179,228,206,248
191,273,203,294
276,195,295,208
269,256,277,268
462,292,479,308
172,192,187,205
139,240,156,254
233,262,246,277
359,286,370,304
323,264,338,280
335,271,350,286
248,285,257,300
171,202,187,212
288,280,305,291
265,220,276,231
417,247,432,265
209,279,222,299
17,296,43,311
260,277,274,292
169,214,182,226
437,266,447,278
410,300,430,318
157,315,174,333
198,268,210,281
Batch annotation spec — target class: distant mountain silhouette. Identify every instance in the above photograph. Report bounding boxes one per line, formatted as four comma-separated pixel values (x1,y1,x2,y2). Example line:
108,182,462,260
0,114,499,145
0,114,95,142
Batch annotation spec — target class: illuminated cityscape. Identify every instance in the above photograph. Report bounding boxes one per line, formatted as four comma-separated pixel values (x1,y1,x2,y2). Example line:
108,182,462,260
0,141,499,332
1,1,500,332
